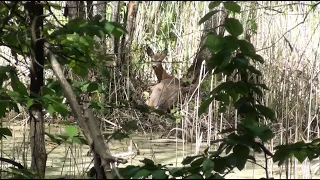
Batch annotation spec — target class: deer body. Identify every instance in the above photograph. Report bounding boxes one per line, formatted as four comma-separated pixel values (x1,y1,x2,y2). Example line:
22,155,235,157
145,47,186,111
146,79,179,110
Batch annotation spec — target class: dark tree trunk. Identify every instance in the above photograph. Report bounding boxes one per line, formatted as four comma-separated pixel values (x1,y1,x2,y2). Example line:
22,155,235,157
24,1,47,178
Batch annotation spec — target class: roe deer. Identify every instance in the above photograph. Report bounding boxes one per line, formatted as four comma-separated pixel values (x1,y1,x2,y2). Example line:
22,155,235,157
145,46,187,111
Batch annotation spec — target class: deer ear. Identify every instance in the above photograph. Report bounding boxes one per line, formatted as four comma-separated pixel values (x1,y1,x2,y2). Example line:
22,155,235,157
160,48,168,56
146,46,154,57
159,48,168,61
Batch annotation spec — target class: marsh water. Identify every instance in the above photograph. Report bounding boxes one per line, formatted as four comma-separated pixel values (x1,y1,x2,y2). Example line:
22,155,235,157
1,122,320,179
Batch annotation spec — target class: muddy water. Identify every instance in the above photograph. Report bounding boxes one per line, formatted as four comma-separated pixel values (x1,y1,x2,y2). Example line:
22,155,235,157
1,122,320,179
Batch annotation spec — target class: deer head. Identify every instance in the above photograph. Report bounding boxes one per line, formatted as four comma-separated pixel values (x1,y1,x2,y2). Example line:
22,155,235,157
146,46,175,83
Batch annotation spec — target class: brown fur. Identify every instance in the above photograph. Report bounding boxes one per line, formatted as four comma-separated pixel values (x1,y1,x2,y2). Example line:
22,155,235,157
145,47,188,111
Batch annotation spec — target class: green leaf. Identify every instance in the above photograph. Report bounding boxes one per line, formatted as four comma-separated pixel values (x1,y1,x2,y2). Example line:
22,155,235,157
182,155,203,165
45,132,63,145
133,169,150,179
185,174,203,179
224,18,243,37
225,145,233,154
311,138,320,145
223,35,239,52
26,98,34,109
251,86,263,97
104,22,115,34
208,50,232,71
199,10,220,25
255,105,275,121
259,128,274,142
223,2,241,13
205,33,223,53
209,1,222,9
66,34,79,42
0,127,12,139
0,66,14,86
247,155,256,163
87,82,99,92
294,150,307,163
65,125,79,137
238,40,256,56
52,102,69,117
202,158,214,172
151,169,167,179
140,158,155,166
233,56,249,68
252,54,265,63
212,157,227,173
9,167,38,179
190,156,205,168
45,104,55,116
247,65,262,76
10,74,28,96
215,92,230,104
71,62,88,78
0,102,7,118
72,137,88,145
56,134,70,142
108,22,128,38
169,168,185,177
233,144,250,170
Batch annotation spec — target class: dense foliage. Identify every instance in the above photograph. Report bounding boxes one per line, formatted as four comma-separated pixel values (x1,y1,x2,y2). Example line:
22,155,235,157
0,1,320,179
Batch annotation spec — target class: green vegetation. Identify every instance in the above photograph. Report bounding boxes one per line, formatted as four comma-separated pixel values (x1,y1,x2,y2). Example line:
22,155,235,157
0,1,320,179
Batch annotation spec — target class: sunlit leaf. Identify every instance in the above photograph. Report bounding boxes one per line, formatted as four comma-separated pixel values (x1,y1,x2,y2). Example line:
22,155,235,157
66,125,79,137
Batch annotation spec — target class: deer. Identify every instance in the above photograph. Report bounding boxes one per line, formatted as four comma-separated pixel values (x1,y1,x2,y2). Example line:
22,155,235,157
145,46,190,111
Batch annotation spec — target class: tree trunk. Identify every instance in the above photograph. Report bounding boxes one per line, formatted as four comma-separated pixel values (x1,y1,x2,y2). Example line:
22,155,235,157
25,1,47,178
